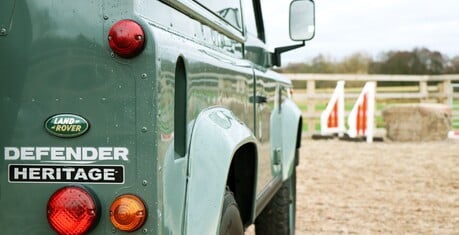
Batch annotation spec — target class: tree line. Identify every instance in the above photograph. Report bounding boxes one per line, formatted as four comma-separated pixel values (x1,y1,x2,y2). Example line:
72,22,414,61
279,48,459,75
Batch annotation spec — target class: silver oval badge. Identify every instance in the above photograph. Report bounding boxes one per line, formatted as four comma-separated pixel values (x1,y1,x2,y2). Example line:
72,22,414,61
45,114,90,138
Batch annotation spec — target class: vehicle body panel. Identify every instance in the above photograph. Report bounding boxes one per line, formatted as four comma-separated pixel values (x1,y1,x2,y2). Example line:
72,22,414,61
185,107,257,234
0,0,308,234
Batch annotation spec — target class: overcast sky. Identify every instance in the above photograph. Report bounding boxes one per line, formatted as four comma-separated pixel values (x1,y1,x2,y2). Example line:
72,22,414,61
262,0,459,64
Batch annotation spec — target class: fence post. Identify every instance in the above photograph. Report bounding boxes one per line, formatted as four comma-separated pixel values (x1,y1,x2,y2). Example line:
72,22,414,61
307,80,316,132
419,81,428,102
438,80,451,104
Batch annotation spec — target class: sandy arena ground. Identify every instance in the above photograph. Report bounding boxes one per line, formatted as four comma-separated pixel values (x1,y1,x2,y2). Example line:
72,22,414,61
247,138,459,234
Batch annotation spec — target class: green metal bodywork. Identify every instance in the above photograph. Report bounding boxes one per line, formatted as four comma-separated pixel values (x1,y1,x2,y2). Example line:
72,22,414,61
0,0,303,234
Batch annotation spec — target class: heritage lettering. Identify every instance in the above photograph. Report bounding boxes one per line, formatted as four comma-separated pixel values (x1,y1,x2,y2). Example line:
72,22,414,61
8,164,124,183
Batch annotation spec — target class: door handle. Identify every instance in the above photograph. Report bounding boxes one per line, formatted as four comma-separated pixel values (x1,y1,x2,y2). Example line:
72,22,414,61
249,95,267,104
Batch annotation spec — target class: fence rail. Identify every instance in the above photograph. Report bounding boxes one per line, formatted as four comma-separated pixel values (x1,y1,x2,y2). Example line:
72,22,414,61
286,74,459,134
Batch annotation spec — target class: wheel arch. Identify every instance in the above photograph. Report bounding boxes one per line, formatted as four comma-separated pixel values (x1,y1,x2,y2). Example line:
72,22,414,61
281,99,303,180
184,107,257,235
226,142,257,228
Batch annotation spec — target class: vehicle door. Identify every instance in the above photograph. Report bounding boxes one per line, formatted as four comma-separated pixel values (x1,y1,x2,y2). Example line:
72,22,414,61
242,0,282,195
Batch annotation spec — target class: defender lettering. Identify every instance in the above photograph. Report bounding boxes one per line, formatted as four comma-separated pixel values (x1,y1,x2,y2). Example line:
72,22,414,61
4,147,129,161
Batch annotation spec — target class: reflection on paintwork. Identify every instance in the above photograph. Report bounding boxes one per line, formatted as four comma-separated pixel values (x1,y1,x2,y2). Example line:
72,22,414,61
209,110,232,129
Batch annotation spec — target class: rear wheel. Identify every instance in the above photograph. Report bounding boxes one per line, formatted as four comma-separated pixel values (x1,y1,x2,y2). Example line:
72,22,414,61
255,168,297,235
219,189,244,235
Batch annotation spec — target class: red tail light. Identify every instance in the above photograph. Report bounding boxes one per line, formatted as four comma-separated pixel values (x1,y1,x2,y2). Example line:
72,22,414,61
47,186,99,235
108,19,145,58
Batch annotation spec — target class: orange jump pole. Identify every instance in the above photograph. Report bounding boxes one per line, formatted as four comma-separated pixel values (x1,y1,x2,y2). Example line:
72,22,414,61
320,81,346,137
347,82,376,143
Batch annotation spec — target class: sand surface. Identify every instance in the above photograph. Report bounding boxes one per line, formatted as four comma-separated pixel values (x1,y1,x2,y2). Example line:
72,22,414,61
247,138,459,234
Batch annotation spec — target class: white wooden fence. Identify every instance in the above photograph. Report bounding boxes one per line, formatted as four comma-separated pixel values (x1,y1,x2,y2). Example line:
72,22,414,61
286,74,459,134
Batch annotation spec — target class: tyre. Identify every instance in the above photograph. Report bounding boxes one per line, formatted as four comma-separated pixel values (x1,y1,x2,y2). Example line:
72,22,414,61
255,168,297,235
219,189,244,235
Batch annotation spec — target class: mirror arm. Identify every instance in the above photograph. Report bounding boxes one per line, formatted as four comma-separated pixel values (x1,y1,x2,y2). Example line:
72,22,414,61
272,41,305,67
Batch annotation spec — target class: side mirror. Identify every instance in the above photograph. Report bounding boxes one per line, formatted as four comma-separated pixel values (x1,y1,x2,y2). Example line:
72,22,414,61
271,0,315,67
289,0,315,41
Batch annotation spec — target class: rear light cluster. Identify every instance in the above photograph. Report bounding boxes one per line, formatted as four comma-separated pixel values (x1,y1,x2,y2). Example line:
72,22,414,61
47,186,98,235
47,186,146,235
108,19,145,58
110,194,147,232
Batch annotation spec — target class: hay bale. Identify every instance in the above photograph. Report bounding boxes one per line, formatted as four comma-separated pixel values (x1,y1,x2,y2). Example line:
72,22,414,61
382,103,452,141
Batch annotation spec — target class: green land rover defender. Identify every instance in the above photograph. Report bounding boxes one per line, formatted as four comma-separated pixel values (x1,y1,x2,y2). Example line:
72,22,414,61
0,0,315,234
